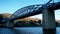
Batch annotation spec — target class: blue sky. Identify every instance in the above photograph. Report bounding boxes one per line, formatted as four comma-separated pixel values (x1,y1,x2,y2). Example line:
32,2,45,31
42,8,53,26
0,0,49,14
0,0,60,20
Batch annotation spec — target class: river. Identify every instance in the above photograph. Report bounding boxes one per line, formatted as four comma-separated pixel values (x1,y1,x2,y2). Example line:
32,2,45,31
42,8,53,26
0,27,60,34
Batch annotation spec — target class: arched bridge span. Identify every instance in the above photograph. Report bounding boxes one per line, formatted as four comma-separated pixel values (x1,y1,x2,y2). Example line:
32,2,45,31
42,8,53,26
9,2,60,21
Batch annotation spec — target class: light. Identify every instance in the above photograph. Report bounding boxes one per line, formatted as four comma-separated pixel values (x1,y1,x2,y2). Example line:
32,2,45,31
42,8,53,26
34,6,37,7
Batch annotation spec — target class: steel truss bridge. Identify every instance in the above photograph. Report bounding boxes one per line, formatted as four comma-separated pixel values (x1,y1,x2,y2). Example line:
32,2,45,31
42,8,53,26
2,0,60,34
7,1,60,21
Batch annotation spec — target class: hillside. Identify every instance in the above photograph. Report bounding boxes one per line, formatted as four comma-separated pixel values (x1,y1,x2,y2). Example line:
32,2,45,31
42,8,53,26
15,17,41,22
56,20,60,23
2,13,12,18
1,13,41,22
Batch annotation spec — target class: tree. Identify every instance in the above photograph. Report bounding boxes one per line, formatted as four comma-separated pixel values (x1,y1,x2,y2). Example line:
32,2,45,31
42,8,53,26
56,22,58,27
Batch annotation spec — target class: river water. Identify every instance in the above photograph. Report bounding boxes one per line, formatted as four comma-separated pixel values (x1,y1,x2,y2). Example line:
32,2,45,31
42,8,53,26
0,27,60,34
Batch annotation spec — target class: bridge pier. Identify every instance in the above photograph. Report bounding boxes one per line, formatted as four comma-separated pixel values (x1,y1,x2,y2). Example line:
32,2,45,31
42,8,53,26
42,9,56,34
7,21,14,28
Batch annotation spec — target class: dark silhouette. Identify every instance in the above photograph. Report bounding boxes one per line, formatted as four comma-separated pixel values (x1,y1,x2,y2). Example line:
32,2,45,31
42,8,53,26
0,14,3,27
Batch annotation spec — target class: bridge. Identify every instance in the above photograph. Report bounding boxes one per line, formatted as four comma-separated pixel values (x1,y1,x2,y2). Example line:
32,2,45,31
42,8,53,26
2,0,60,34
5,1,60,21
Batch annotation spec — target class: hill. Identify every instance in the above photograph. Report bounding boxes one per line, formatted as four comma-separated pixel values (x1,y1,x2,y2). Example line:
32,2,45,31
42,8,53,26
1,13,41,22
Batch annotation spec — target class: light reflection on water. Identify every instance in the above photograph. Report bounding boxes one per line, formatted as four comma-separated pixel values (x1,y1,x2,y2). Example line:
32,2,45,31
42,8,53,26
0,27,60,34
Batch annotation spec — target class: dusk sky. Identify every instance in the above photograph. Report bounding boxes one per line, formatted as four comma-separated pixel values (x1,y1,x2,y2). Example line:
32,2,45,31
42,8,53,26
0,0,60,20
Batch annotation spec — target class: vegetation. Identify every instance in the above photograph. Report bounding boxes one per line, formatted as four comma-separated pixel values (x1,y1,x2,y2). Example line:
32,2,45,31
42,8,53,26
56,22,60,27
14,20,41,27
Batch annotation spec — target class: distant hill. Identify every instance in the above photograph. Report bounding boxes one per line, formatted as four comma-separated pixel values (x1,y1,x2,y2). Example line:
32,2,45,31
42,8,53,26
2,13,12,18
56,20,60,23
1,13,41,22
15,17,41,22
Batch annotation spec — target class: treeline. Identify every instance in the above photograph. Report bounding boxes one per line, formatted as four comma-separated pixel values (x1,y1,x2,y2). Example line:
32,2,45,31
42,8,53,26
14,20,41,27
14,21,60,27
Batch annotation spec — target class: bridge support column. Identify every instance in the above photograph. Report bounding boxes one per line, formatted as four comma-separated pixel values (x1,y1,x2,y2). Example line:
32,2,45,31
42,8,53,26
42,9,56,34
7,21,14,28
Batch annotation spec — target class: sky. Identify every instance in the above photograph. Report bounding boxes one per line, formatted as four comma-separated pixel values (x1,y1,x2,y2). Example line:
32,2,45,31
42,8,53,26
0,0,60,20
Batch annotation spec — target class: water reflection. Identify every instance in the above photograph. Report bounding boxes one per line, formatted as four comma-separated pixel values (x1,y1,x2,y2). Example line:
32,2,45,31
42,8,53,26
43,29,56,34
